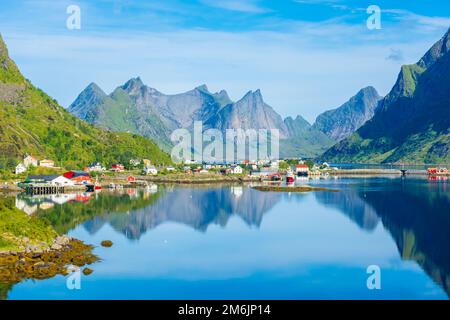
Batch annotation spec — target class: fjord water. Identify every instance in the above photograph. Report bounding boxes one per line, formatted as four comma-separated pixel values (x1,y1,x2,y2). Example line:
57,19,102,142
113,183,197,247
6,177,450,299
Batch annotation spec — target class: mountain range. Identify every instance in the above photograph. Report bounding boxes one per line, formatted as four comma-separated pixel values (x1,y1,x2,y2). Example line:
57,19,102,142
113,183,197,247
0,34,171,169
69,78,381,159
322,28,450,164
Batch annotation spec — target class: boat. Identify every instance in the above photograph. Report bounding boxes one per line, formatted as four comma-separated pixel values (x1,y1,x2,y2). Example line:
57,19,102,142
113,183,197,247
108,183,116,189
270,173,282,181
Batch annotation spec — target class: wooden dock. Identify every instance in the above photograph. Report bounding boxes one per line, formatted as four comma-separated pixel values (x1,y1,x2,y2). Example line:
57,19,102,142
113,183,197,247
25,185,65,195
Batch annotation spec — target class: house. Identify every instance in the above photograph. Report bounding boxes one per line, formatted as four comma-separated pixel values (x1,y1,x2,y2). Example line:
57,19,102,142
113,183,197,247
23,155,38,168
220,168,232,175
232,165,243,174
15,163,27,175
270,160,280,168
63,171,93,185
111,164,125,172
143,166,158,175
51,175,75,186
39,159,55,168
129,159,141,167
143,159,151,167
166,166,176,172
24,175,74,186
295,164,309,177
86,162,106,172
199,169,209,174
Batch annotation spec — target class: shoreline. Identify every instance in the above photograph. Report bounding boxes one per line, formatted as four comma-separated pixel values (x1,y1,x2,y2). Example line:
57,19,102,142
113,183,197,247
2,168,448,192
0,235,98,285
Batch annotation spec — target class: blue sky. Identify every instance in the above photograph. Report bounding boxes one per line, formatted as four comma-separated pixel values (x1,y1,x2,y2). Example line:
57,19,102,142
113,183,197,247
0,0,449,121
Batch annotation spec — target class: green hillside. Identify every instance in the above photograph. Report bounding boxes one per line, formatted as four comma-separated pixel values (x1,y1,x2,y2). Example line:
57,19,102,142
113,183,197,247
321,29,450,164
0,34,171,172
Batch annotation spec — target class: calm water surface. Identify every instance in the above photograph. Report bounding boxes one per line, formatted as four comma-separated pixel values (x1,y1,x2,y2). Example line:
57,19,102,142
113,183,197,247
5,176,450,299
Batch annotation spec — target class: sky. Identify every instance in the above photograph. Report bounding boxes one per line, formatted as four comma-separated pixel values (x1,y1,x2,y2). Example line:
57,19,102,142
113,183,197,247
0,0,449,122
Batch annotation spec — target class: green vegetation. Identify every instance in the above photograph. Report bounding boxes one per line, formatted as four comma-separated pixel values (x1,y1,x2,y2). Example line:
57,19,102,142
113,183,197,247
0,197,56,251
321,29,450,164
400,64,425,97
0,34,172,173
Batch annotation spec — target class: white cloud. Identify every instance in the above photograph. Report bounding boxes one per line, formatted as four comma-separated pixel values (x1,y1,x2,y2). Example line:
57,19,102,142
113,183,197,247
5,23,440,123
200,0,268,13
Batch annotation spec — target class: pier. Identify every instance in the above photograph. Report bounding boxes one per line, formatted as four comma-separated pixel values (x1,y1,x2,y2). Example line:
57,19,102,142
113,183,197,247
25,185,65,195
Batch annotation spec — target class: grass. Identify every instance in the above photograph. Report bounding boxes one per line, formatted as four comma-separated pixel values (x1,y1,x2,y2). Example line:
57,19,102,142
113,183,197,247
0,198,56,252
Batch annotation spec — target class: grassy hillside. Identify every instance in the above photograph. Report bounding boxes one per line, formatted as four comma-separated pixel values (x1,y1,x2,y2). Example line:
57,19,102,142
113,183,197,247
0,34,171,171
321,29,450,164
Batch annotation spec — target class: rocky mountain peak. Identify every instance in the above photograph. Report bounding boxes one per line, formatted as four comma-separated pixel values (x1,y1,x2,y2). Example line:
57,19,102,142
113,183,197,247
195,84,209,93
313,86,381,141
69,82,107,117
241,89,264,104
418,27,450,69
121,77,144,94
0,33,24,84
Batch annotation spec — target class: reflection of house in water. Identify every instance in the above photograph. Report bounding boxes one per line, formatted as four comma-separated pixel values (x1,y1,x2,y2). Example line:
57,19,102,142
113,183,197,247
48,193,77,205
15,193,93,216
15,198,38,215
231,186,243,198
143,184,158,199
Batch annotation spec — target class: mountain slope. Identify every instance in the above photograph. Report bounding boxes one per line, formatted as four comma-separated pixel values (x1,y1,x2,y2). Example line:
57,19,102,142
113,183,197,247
281,116,335,158
70,79,231,151
203,90,289,138
0,34,171,169
321,28,450,164
70,80,334,158
313,86,381,141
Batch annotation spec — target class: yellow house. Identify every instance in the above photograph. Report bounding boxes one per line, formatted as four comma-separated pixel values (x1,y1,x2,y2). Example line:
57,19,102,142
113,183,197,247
39,159,55,168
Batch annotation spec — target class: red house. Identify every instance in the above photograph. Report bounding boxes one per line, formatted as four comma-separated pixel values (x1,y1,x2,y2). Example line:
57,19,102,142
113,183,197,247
63,171,93,185
111,164,125,172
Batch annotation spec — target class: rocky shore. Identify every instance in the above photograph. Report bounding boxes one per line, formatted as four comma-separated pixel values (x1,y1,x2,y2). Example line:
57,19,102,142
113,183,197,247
0,235,98,285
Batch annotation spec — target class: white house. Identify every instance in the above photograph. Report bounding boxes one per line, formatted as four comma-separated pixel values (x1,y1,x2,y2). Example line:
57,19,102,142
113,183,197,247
87,162,106,172
23,155,38,167
143,166,158,175
232,165,243,174
129,159,141,167
50,176,75,186
15,163,27,175
166,166,176,172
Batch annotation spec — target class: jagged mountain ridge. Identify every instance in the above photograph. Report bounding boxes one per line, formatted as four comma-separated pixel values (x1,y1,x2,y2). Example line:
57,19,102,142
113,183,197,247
70,80,336,157
313,86,382,141
321,28,450,164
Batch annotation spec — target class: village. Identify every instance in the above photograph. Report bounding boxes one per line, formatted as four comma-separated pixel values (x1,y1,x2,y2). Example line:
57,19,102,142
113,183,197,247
9,154,343,192
7,154,449,194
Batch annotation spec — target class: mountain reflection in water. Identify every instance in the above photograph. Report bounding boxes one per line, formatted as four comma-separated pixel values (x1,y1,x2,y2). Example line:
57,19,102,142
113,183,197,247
9,177,450,298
